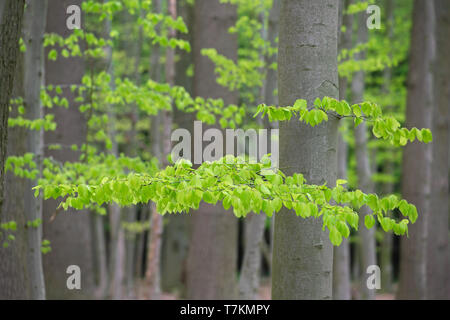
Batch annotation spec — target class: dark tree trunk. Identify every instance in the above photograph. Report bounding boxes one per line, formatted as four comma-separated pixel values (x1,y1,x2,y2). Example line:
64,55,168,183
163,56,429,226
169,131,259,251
427,0,450,299
185,0,239,300
397,0,435,300
0,0,25,224
43,0,95,299
0,0,26,300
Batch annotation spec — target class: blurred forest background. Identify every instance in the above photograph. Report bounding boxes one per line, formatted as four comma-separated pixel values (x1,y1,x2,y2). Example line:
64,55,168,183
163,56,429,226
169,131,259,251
0,0,448,300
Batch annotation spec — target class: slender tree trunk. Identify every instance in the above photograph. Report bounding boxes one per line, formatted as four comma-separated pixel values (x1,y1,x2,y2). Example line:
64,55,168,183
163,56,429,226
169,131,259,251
106,82,126,300
333,0,353,300
379,0,394,294
109,204,126,299
101,5,126,300
239,212,266,299
351,4,376,300
185,0,239,300
22,0,48,299
123,7,145,299
161,0,193,295
145,0,177,300
272,0,338,300
239,0,280,300
397,0,435,300
427,0,450,300
43,0,95,299
92,213,108,298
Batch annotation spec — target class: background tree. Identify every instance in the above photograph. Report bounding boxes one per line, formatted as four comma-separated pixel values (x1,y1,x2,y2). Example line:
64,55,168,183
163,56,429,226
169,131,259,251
186,0,239,300
333,0,353,300
351,3,376,300
427,0,449,299
397,0,434,300
42,0,96,299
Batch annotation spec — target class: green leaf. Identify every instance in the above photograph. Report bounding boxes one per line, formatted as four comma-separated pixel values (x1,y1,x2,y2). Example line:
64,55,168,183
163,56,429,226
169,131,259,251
421,129,433,143
337,221,350,238
364,214,375,229
380,217,393,232
354,117,363,127
259,185,270,195
329,227,343,246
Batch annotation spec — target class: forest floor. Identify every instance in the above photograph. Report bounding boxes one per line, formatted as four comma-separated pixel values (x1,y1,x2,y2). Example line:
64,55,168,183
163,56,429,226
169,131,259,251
137,278,395,300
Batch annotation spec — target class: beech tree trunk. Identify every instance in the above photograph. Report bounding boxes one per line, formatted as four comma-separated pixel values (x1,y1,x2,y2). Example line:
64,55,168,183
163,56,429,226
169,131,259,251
333,0,353,301
145,0,177,300
43,0,95,299
427,0,450,299
397,0,435,300
161,0,193,295
272,0,338,300
238,0,280,300
351,4,376,300
185,0,239,300
22,0,47,299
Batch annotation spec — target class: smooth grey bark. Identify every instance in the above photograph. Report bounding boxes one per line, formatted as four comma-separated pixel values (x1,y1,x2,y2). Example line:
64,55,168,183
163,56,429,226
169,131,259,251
397,0,434,300
22,0,48,299
109,205,126,299
351,5,376,300
239,212,266,299
426,0,450,300
43,0,95,299
264,0,280,110
185,0,239,300
91,213,108,298
272,0,338,300
333,0,353,301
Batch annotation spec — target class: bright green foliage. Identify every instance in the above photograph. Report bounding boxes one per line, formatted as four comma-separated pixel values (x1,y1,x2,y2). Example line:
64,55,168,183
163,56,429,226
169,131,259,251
254,96,432,146
5,153,39,180
32,155,418,246
0,221,17,248
8,114,56,131
204,0,276,104
41,239,51,254
4,0,426,251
